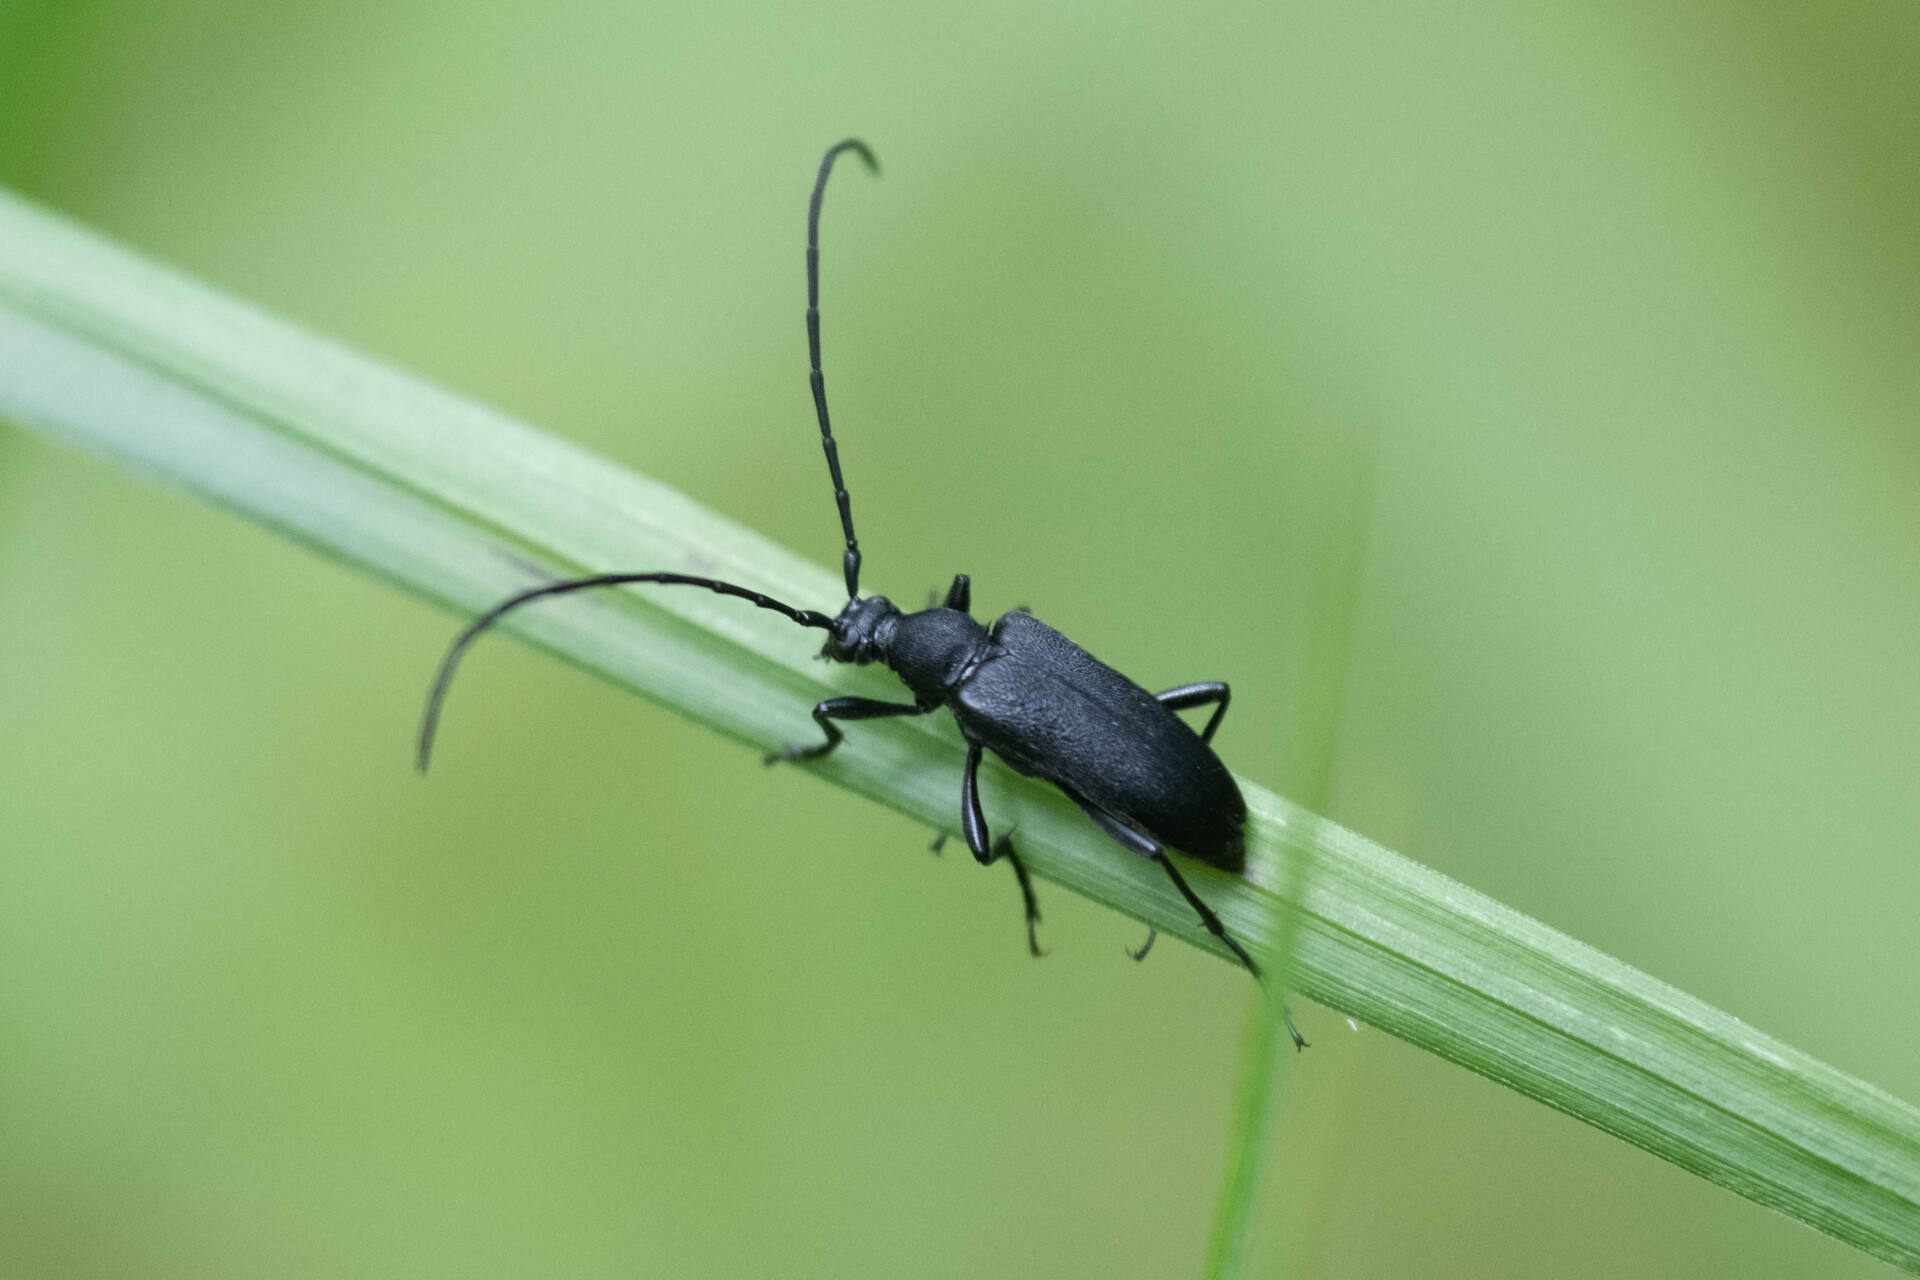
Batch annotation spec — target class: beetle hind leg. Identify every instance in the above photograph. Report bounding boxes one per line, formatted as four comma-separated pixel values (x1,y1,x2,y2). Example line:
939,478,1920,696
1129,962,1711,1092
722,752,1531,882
1061,791,1255,971
1147,844,1261,978
1146,859,1307,1048
1064,790,1307,1047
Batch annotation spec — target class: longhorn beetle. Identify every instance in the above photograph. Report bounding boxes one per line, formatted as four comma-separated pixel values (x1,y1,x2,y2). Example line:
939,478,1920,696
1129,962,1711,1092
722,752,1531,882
418,140,1299,1046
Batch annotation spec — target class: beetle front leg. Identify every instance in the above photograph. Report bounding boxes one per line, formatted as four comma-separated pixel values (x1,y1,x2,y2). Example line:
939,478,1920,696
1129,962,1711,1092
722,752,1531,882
764,696,926,765
1154,681,1230,744
961,743,1044,956
942,573,971,613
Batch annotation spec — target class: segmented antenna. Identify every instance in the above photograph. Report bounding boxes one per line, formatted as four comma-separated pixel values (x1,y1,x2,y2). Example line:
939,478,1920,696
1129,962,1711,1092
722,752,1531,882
807,138,879,600
418,572,833,772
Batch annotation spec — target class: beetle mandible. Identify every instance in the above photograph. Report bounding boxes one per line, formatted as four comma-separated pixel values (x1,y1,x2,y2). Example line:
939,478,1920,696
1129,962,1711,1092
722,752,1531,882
418,140,1295,1042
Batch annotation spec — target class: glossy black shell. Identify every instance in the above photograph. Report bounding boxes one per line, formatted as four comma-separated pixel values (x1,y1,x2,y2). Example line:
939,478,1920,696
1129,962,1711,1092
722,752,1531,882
947,611,1247,870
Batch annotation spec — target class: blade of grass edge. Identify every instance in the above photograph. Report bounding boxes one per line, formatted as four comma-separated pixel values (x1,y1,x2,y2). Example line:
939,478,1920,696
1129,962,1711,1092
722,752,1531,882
1,187,1918,1273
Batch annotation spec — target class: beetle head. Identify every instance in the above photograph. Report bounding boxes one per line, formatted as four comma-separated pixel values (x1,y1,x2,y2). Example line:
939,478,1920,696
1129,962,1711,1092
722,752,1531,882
822,595,898,665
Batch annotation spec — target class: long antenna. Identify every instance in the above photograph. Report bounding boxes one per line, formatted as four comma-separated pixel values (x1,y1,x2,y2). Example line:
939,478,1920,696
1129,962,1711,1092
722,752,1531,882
807,138,879,600
418,572,832,772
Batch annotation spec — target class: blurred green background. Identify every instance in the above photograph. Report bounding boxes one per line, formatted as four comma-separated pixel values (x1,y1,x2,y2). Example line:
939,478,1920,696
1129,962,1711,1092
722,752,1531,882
2,1,1917,1275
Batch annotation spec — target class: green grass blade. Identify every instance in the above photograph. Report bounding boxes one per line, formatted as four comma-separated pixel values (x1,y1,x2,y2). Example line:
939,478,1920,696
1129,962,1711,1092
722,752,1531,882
3,187,1919,1272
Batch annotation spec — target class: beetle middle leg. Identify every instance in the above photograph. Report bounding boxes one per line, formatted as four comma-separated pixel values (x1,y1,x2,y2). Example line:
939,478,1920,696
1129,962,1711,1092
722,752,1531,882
961,743,1045,956
1154,681,1231,744
764,695,926,764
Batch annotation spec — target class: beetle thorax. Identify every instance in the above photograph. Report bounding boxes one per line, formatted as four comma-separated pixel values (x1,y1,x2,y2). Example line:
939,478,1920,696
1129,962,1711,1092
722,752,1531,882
879,606,991,705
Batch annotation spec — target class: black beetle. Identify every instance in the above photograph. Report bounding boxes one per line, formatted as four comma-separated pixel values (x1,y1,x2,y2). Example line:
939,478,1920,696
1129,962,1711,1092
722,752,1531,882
419,140,1293,1039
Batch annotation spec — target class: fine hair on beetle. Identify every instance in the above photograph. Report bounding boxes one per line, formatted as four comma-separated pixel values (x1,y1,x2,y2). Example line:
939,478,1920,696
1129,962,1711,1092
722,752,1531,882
417,140,1303,1050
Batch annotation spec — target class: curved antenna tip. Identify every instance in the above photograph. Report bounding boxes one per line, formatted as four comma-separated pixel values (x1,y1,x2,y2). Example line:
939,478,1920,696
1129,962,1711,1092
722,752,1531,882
828,138,880,175
412,571,832,775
